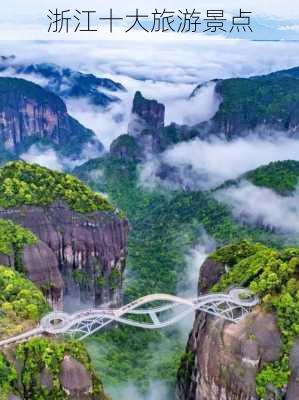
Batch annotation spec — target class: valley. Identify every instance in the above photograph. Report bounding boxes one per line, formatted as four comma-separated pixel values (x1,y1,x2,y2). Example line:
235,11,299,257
0,44,299,400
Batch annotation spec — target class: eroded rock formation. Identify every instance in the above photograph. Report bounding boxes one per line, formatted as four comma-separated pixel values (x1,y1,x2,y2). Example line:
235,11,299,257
176,257,298,400
128,91,165,136
0,201,128,310
0,77,102,156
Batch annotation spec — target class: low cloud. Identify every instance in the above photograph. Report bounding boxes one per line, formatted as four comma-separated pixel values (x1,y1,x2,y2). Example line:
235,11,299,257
20,143,103,171
162,135,299,190
109,381,169,400
174,231,216,335
66,97,131,149
0,66,49,87
1,40,299,150
165,81,221,126
216,181,299,234
138,158,165,191
177,231,216,298
14,40,299,85
21,145,65,171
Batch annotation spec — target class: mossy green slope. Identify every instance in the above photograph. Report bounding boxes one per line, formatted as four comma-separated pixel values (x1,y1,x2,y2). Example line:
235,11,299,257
0,265,49,340
216,160,299,196
0,77,66,111
0,218,36,257
214,76,299,137
0,161,114,213
245,160,299,195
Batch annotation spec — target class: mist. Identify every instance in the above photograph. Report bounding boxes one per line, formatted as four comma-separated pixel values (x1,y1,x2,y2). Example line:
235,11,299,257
177,231,216,299
109,381,169,400
3,40,299,85
20,142,103,171
67,97,131,149
2,39,299,400
171,231,216,342
216,181,299,234
166,81,221,126
1,40,299,149
162,135,299,190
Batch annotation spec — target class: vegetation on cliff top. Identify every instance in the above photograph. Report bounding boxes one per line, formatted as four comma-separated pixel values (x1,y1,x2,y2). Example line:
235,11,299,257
215,76,299,131
0,217,107,399
245,160,299,195
0,161,115,214
211,240,299,397
0,219,45,339
0,352,17,400
215,160,299,196
0,265,49,340
1,337,109,400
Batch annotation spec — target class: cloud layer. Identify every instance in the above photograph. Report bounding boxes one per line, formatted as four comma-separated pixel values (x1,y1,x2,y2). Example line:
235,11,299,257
162,136,299,190
216,181,299,234
21,143,102,171
1,40,299,149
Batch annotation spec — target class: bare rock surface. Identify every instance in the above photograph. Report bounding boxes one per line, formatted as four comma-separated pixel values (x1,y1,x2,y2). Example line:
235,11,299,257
59,355,92,399
175,255,298,400
0,202,128,309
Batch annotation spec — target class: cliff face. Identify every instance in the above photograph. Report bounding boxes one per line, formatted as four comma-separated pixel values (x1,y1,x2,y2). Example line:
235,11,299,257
0,77,103,157
128,91,165,137
176,257,298,400
0,201,128,310
0,262,110,399
177,307,282,400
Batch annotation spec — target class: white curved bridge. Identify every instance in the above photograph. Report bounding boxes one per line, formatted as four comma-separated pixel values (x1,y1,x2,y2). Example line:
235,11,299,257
0,289,259,347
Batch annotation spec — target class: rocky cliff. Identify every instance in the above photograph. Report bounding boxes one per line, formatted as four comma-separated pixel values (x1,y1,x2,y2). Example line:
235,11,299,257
0,202,128,310
128,91,165,136
0,218,111,400
0,77,103,159
0,161,128,310
177,308,282,400
110,134,142,163
176,242,299,400
124,66,299,159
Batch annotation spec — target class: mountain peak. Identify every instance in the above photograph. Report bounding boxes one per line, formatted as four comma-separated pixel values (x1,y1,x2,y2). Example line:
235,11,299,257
129,91,165,136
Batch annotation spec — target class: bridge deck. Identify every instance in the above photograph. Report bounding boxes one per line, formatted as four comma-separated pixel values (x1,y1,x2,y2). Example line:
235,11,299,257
0,289,259,347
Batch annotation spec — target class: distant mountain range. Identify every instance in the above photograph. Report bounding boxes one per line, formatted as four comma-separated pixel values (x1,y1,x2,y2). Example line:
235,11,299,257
0,77,103,161
110,64,299,165
1,61,299,168
0,55,126,108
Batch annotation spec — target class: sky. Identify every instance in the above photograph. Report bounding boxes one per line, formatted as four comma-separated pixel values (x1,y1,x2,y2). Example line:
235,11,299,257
0,0,299,40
